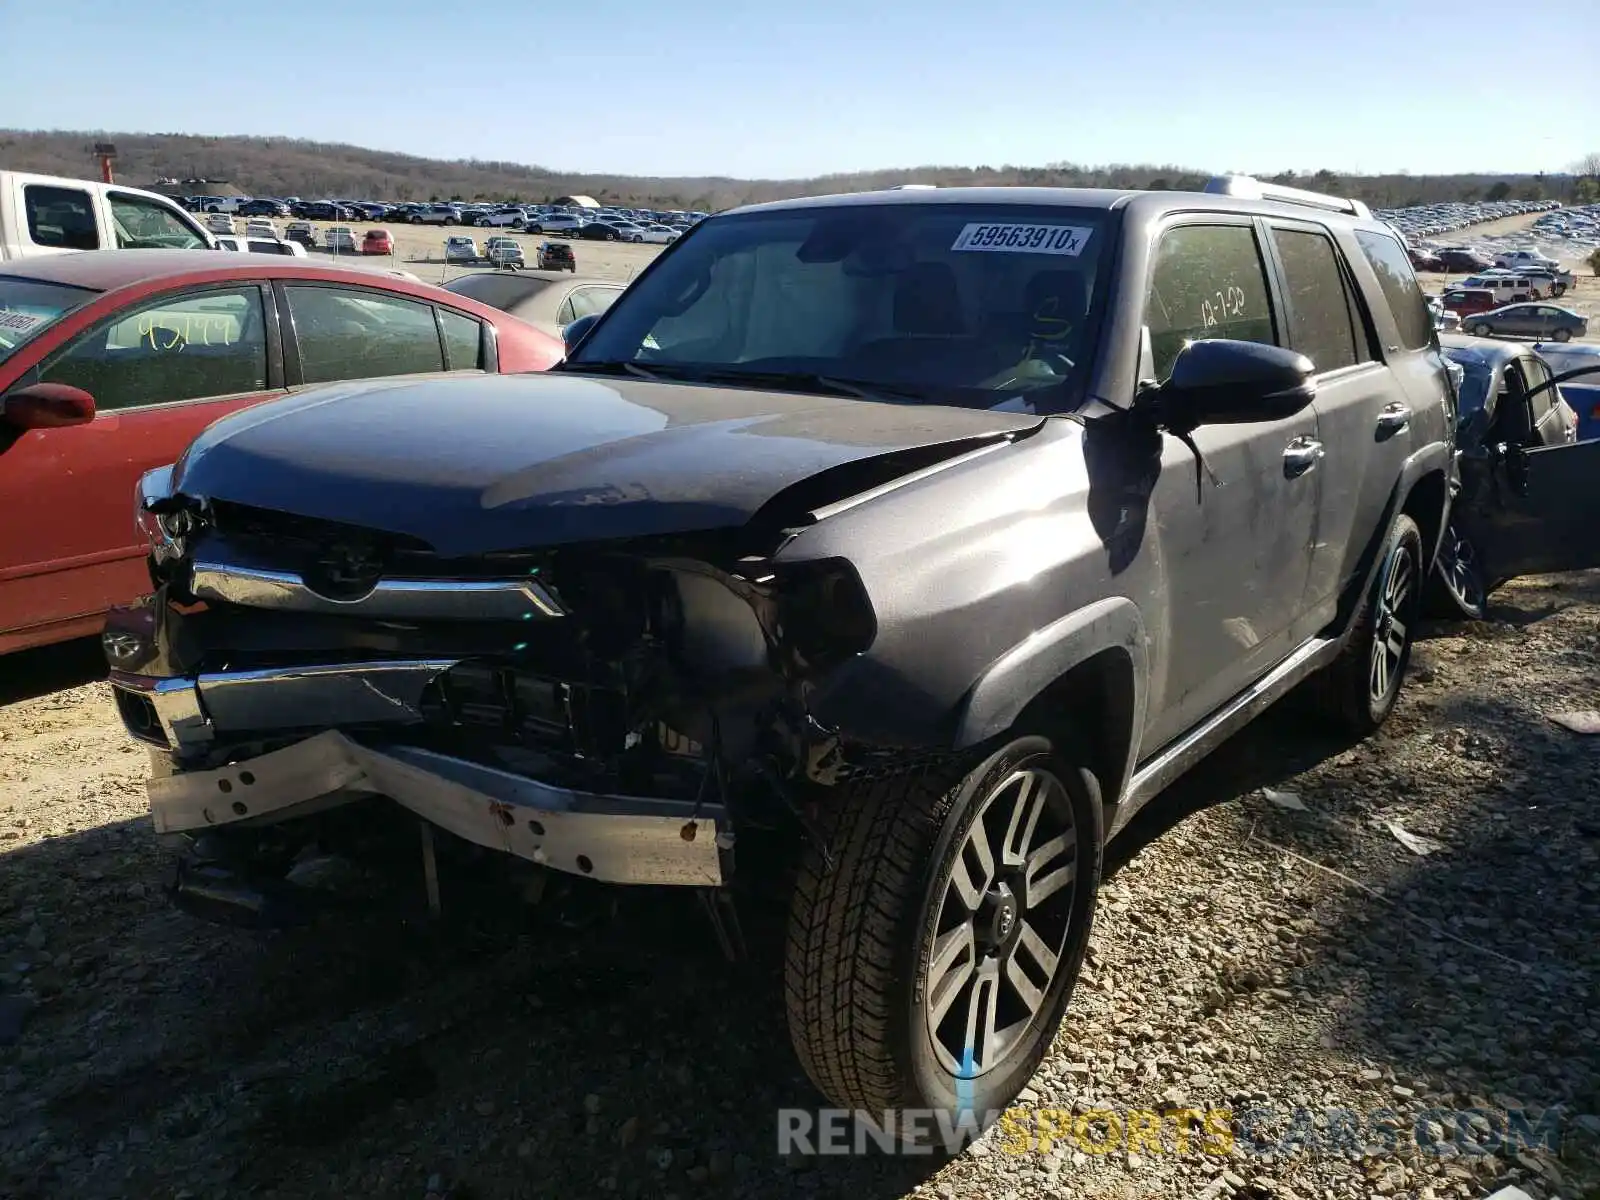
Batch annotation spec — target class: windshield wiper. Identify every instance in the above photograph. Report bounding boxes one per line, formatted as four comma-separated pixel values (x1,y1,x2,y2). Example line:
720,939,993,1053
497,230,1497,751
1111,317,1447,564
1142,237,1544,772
682,368,928,405
558,359,662,381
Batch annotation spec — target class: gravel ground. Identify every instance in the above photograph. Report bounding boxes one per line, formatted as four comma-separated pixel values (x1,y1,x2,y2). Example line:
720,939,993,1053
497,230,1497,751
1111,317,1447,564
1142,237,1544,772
2,571,1598,1200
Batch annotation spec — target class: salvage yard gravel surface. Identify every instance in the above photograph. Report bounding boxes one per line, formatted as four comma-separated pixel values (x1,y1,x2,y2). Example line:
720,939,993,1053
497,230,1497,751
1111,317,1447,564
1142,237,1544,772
2,574,1599,1200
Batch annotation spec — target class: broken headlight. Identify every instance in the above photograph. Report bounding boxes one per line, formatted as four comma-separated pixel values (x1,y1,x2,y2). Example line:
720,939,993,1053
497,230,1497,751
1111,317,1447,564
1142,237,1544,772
768,559,877,671
134,464,199,566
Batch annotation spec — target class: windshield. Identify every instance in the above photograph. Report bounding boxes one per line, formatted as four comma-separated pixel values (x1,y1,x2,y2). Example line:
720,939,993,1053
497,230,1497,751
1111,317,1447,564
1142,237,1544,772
568,203,1111,411
0,278,98,364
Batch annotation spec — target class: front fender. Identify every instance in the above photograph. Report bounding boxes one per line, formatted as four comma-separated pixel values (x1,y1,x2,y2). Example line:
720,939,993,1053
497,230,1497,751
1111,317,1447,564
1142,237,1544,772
953,595,1148,793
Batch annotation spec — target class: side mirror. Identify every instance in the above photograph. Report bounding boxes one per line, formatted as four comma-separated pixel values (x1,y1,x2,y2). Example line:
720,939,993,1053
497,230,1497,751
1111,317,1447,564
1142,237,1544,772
561,313,601,355
1153,339,1315,430
1,382,97,430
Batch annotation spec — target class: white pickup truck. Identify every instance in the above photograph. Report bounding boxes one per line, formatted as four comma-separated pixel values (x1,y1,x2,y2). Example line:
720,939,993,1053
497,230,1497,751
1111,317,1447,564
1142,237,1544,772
0,170,216,260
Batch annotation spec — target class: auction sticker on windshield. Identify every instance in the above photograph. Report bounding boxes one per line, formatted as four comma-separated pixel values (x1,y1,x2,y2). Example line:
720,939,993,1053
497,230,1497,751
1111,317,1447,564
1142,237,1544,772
951,223,1093,255
0,311,46,334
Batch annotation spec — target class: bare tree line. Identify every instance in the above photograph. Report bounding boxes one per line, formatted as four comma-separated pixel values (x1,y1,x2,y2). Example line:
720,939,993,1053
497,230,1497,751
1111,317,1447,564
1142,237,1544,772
2,129,1595,211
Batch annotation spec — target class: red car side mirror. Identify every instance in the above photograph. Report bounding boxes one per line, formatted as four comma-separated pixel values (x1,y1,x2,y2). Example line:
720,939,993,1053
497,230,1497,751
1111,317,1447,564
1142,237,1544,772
2,382,97,430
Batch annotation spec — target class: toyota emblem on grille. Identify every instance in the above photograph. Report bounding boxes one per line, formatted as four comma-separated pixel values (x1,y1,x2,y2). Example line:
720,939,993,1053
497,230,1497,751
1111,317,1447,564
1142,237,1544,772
305,538,386,600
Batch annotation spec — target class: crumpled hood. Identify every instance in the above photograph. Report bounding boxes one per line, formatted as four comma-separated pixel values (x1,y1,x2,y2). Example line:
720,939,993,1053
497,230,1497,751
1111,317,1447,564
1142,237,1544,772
173,372,1042,555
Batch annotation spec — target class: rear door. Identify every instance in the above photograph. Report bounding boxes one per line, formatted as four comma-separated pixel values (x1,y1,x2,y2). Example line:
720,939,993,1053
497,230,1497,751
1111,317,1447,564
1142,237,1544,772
0,281,285,649
1262,218,1400,631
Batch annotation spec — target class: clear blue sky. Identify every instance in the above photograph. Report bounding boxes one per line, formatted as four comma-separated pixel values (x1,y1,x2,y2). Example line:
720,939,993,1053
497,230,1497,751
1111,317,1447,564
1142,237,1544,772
1,0,1591,179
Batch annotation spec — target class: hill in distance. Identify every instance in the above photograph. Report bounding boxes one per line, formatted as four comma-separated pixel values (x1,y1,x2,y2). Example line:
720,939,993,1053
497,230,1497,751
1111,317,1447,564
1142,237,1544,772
0,128,1576,212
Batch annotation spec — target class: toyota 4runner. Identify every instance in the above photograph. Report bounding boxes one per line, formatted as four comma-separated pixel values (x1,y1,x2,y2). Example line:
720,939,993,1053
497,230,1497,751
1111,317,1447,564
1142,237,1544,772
102,176,1600,1126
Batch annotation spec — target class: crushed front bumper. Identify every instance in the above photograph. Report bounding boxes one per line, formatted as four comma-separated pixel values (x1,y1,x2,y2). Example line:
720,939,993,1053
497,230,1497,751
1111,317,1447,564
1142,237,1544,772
109,666,728,888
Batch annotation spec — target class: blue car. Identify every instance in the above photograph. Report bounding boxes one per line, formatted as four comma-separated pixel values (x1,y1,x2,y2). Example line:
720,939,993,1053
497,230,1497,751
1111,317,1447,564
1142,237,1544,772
1535,341,1600,441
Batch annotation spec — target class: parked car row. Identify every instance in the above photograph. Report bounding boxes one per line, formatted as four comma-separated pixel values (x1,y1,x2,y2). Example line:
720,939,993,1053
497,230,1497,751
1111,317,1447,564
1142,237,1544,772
174,195,710,236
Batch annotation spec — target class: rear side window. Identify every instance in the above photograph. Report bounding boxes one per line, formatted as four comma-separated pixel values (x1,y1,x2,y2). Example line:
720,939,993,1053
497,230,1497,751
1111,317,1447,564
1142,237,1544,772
1354,230,1433,350
1144,223,1275,380
25,185,99,250
1269,227,1360,373
1522,355,1555,425
286,286,444,384
438,308,483,370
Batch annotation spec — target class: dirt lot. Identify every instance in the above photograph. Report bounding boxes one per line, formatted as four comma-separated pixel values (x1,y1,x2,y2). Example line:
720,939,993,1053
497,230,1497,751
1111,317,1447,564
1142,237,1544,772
2,573,1599,1200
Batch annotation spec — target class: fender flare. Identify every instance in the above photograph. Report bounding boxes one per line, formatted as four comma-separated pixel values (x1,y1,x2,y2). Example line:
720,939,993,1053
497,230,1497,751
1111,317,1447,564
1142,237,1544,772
1330,439,1453,640
952,595,1149,797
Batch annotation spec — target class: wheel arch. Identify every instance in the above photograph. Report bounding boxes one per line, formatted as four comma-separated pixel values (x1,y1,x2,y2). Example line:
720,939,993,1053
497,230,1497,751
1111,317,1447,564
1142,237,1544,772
1328,442,1452,639
951,596,1148,818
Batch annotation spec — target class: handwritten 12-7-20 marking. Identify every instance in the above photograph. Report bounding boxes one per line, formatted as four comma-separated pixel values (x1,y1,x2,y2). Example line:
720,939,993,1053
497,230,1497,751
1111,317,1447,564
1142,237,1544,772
1200,286,1248,327
950,223,1094,256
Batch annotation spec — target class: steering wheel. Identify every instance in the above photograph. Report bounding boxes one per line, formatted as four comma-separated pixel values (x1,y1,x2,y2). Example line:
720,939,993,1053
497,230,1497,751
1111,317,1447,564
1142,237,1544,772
145,324,188,353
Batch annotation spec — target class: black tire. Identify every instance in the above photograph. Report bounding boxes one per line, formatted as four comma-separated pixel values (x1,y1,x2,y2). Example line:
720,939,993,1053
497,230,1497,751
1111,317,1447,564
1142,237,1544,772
1424,519,1487,620
785,734,1102,1122
1552,328,1572,343
606,231,618,241
1310,512,1424,736
1471,323,1493,337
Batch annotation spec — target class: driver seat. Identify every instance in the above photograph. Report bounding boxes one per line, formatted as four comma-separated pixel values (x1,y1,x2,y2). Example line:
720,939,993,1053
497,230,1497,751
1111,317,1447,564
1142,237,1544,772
850,263,992,383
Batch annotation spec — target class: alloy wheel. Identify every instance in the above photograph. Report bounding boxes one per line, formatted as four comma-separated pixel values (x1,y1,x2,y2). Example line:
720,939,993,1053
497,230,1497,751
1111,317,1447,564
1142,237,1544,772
1370,538,1416,706
1435,523,1486,617
925,766,1079,1078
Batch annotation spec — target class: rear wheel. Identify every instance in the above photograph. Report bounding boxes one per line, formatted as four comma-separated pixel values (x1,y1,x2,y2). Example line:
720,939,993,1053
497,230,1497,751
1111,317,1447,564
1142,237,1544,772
785,734,1102,1119
1552,328,1572,343
1310,513,1424,735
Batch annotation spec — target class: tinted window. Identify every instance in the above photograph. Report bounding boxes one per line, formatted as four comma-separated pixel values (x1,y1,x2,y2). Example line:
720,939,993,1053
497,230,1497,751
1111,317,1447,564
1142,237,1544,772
25,185,99,250
245,240,291,255
1270,227,1360,373
109,193,208,249
41,286,267,411
439,308,483,370
287,286,444,383
1354,230,1433,350
1145,223,1275,380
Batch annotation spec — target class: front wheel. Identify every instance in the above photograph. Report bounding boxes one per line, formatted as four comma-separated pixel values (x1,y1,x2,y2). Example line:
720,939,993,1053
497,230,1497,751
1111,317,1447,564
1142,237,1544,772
1471,323,1493,337
1425,519,1487,620
1551,328,1572,342
786,734,1102,1120
605,231,618,241
1308,512,1424,735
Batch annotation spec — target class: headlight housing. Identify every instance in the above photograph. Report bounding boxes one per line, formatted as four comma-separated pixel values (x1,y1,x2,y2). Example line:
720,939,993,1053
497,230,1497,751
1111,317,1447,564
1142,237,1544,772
134,464,198,565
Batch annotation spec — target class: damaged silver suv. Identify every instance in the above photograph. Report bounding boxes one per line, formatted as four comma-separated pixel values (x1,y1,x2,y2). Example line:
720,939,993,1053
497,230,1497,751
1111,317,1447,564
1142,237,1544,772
107,176,1597,1123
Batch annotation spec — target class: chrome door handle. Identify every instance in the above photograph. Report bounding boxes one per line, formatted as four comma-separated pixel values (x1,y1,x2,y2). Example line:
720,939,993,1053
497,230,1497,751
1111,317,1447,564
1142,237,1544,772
1283,436,1325,478
1375,402,1410,436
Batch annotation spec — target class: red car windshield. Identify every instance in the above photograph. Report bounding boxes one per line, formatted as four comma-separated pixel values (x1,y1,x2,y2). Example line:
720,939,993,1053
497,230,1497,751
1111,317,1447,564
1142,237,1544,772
0,278,99,364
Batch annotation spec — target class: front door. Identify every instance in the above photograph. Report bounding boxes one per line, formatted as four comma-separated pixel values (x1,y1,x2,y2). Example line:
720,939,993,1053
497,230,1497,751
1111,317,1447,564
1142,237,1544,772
1467,438,1600,580
1137,219,1322,749
0,282,283,652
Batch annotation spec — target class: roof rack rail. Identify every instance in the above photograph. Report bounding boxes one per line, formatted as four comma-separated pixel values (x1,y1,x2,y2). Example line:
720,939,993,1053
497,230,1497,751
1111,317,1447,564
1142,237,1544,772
1203,174,1372,220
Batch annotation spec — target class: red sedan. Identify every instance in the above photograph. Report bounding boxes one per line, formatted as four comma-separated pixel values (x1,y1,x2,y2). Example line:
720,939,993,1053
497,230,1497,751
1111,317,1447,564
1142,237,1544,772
363,229,395,255
0,250,563,655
